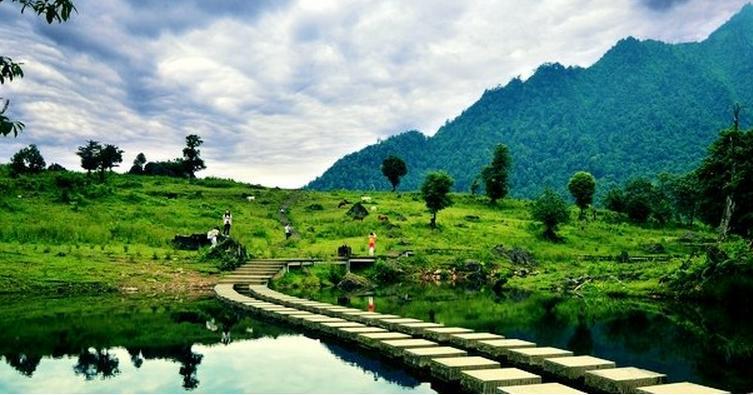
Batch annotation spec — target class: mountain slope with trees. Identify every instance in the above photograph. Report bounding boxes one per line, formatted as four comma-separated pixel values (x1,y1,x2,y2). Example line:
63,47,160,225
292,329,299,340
308,4,753,197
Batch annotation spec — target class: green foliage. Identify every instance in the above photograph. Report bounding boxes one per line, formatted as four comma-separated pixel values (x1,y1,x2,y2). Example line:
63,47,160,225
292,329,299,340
481,144,510,203
182,134,206,178
530,188,570,240
76,140,101,174
309,7,753,198
199,238,249,271
568,171,596,219
1,0,76,137
10,144,45,175
420,171,454,227
129,152,147,175
623,178,655,223
381,155,407,191
470,177,480,195
696,127,753,236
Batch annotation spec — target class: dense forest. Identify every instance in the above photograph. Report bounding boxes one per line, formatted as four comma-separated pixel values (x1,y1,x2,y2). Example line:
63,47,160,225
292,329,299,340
308,4,753,198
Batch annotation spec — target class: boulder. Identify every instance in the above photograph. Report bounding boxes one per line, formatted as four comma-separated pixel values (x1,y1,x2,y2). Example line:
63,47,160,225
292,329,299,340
346,202,369,220
337,272,371,292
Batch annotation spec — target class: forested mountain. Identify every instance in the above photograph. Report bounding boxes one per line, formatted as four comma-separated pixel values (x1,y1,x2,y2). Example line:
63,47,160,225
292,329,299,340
307,4,753,197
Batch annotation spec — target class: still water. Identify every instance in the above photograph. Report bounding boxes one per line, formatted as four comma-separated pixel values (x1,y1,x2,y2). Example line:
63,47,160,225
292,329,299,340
286,283,753,393
0,296,435,393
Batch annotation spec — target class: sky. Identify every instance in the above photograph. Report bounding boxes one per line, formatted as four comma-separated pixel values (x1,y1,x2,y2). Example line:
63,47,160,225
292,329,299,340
0,0,749,188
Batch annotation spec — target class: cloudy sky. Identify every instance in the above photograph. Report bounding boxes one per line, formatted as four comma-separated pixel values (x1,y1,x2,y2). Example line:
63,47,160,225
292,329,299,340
0,0,749,187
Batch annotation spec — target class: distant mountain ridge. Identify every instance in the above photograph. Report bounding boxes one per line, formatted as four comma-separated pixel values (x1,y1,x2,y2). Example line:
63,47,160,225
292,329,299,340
307,4,753,197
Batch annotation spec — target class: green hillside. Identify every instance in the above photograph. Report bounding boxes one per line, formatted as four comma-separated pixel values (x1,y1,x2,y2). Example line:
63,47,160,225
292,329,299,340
308,4,753,197
0,166,716,298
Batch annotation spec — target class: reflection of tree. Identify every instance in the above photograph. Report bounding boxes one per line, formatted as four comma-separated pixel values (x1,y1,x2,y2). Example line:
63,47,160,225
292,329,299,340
127,348,144,369
175,346,203,391
4,353,42,377
73,348,120,380
567,318,594,355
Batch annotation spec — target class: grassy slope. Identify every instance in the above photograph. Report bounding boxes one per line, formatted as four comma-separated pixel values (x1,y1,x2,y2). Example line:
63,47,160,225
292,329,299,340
0,168,713,297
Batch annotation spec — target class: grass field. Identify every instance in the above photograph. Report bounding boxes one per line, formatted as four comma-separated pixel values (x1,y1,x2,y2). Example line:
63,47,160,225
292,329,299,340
0,166,715,297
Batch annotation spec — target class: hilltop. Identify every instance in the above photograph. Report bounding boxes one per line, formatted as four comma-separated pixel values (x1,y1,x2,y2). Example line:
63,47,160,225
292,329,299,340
308,4,753,197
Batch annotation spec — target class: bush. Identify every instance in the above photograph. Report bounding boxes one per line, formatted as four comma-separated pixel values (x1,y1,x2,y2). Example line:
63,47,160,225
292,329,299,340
373,259,405,284
200,238,249,271
530,189,570,240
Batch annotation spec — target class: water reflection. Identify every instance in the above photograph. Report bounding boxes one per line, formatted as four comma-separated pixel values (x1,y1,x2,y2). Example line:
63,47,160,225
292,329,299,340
0,296,434,394
297,284,753,393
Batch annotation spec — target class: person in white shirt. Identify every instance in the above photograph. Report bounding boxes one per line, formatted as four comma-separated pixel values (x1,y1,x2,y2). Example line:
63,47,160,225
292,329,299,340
223,210,232,236
284,224,293,239
207,227,220,247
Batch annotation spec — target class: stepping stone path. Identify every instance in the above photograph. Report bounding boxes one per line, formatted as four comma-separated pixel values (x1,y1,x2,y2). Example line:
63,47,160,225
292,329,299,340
214,260,730,394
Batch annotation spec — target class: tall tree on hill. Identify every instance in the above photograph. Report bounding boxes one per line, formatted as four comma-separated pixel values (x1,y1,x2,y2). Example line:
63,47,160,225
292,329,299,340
530,188,569,240
381,155,407,192
481,144,510,204
568,171,596,220
10,144,45,175
98,144,123,181
696,107,753,238
129,152,146,174
182,134,205,178
1,0,77,137
420,171,454,228
76,140,102,175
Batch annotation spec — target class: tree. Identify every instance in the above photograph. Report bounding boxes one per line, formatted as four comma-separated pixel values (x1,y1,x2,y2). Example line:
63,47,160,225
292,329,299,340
470,177,480,195
623,178,654,223
98,144,123,181
530,188,570,240
568,171,596,220
1,0,77,137
381,155,407,191
671,172,702,227
603,186,625,213
129,152,146,174
76,140,102,174
182,134,205,178
10,144,45,175
481,144,510,204
420,171,454,228
696,125,753,238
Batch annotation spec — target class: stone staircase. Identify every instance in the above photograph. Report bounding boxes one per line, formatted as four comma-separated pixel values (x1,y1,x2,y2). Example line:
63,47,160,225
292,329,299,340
217,260,286,285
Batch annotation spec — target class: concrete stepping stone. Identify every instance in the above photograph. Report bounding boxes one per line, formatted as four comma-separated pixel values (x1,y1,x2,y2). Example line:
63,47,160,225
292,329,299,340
636,382,729,394
339,326,387,340
424,327,474,342
585,367,666,393
379,318,423,330
508,346,573,367
395,322,445,335
476,339,537,358
449,332,505,348
430,356,500,383
460,368,541,394
361,314,400,325
358,331,411,348
542,355,615,380
498,383,585,394
403,347,467,368
379,338,438,357
320,321,365,336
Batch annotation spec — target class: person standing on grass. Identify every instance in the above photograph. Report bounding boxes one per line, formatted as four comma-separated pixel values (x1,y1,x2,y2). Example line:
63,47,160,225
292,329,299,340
284,224,293,239
223,210,233,236
368,232,377,256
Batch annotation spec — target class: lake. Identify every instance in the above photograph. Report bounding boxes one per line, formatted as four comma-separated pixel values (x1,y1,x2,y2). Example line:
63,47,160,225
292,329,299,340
283,282,753,393
0,296,435,393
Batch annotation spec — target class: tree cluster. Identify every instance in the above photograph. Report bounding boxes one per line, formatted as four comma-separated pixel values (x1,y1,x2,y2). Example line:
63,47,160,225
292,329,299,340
128,135,206,179
76,140,123,181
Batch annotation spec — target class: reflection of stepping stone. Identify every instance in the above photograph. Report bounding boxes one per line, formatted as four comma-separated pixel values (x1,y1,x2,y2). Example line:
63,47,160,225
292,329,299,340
636,382,729,394
430,356,500,382
542,355,615,380
498,383,585,394
460,368,541,394
403,347,467,368
585,367,666,393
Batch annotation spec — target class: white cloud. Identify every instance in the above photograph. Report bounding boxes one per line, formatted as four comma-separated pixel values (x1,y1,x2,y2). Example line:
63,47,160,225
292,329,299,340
0,0,749,187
